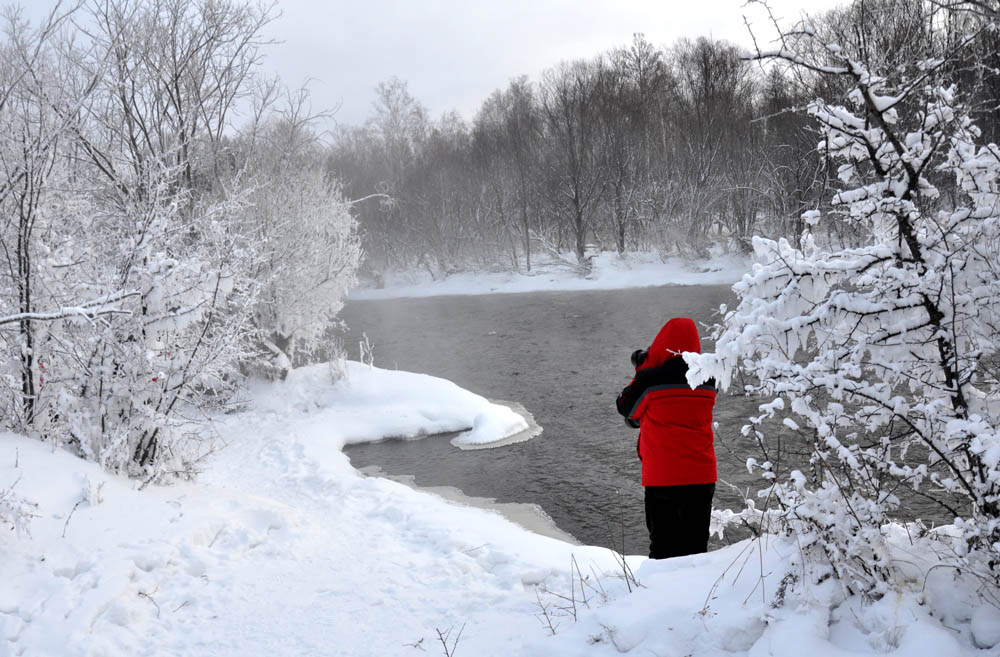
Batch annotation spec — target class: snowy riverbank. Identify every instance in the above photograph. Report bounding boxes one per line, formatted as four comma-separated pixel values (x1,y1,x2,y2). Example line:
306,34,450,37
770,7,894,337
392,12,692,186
2,362,998,656
350,251,750,300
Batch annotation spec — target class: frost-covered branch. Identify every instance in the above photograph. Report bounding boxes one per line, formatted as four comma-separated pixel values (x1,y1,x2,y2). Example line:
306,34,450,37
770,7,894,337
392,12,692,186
0,290,139,326
693,5,1000,596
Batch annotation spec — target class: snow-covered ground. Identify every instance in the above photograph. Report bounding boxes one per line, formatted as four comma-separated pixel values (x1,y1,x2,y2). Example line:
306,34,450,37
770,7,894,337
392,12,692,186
350,251,750,300
3,362,998,656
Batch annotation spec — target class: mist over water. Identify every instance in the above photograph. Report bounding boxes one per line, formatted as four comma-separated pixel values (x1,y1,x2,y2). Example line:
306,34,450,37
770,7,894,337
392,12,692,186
340,285,954,555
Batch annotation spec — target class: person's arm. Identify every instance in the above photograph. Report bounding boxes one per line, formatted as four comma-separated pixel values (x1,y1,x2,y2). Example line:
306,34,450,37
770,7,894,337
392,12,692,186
616,368,653,421
617,357,694,421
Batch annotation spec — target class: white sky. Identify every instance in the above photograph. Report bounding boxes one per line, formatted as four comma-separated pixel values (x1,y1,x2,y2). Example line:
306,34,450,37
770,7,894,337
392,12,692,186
267,0,843,127
26,0,844,127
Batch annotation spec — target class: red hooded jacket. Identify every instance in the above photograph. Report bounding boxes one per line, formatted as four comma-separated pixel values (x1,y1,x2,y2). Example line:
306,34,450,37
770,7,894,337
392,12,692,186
616,318,717,486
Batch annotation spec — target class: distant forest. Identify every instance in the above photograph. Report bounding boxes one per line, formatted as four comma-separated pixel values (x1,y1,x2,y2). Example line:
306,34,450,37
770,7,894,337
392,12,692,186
326,0,1000,276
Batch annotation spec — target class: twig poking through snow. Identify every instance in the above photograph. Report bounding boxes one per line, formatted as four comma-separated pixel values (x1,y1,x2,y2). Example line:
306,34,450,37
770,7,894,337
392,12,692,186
434,623,465,657
607,488,640,592
359,332,375,368
534,589,559,636
138,590,160,618
61,499,83,539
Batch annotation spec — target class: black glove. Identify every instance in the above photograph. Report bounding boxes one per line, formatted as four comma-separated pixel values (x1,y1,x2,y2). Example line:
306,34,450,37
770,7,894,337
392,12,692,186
630,349,648,368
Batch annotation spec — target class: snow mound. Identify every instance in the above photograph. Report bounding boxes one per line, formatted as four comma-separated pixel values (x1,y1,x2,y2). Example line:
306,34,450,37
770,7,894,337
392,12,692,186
247,360,532,449
454,407,528,446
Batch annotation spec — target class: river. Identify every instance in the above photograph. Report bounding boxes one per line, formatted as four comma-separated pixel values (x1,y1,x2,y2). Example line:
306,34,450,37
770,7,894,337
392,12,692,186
339,284,951,555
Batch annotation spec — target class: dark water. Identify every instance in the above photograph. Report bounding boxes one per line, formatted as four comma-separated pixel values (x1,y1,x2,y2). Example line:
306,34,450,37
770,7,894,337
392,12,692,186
340,285,758,555
339,285,954,555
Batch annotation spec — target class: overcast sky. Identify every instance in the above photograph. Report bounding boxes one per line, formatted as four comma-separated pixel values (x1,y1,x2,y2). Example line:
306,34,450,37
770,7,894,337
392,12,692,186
29,0,844,127
266,0,843,127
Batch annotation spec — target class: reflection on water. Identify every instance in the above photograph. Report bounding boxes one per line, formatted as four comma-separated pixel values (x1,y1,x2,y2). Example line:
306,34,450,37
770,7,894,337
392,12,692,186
339,284,952,555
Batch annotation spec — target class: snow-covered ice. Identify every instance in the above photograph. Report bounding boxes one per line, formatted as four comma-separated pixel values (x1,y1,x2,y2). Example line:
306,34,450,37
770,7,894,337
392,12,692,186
2,361,997,656
350,251,750,300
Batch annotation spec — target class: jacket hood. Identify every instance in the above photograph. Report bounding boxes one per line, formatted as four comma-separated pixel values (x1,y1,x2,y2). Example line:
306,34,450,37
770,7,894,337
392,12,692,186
638,317,701,370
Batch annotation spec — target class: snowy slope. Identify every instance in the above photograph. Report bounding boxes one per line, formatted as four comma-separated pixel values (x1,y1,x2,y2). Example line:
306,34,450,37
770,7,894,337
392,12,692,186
0,363,625,656
2,362,997,656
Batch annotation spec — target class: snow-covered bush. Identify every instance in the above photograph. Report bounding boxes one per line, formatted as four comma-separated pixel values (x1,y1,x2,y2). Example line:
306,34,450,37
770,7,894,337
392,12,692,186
238,117,362,376
35,161,257,476
688,20,1000,596
0,2,360,478
0,478,36,535
0,1,268,478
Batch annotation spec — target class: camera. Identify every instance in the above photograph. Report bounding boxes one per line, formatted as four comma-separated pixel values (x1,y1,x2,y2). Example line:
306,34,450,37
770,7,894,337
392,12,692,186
630,349,648,368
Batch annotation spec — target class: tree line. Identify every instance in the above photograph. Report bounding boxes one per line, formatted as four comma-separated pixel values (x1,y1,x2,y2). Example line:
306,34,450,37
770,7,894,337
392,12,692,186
328,0,1000,276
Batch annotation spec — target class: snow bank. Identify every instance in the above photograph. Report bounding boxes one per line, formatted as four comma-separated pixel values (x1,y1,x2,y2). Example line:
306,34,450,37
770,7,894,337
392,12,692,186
247,360,531,448
0,434,299,656
3,361,998,656
0,364,624,657
350,251,750,300
531,532,994,657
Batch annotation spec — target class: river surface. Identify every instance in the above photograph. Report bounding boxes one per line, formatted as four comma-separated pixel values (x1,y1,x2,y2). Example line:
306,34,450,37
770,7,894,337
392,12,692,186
339,284,949,555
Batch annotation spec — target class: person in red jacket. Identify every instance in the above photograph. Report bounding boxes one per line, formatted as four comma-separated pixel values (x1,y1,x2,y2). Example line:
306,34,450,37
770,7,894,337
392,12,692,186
616,317,717,559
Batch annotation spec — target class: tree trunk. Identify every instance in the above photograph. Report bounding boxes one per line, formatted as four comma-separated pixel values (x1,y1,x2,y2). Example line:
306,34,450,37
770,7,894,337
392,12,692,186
574,205,586,263
18,212,35,425
614,182,626,253
521,199,531,272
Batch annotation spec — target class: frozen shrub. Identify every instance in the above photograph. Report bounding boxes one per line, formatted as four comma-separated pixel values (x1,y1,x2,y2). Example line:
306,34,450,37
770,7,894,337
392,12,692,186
689,17,1000,595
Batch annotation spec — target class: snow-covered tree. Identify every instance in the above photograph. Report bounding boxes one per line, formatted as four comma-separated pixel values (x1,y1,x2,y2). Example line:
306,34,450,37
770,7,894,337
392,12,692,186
688,14,1000,595
0,0,360,478
0,5,84,429
238,107,362,375
0,0,361,480
39,159,257,475
11,0,276,477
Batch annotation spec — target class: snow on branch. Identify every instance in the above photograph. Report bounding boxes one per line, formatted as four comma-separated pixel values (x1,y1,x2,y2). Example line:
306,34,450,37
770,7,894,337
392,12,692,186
0,290,140,327
746,48,852,76
693,1,1000,598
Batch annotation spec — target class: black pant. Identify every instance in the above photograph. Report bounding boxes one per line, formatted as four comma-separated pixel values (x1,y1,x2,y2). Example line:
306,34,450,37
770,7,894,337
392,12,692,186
644,483,715,559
